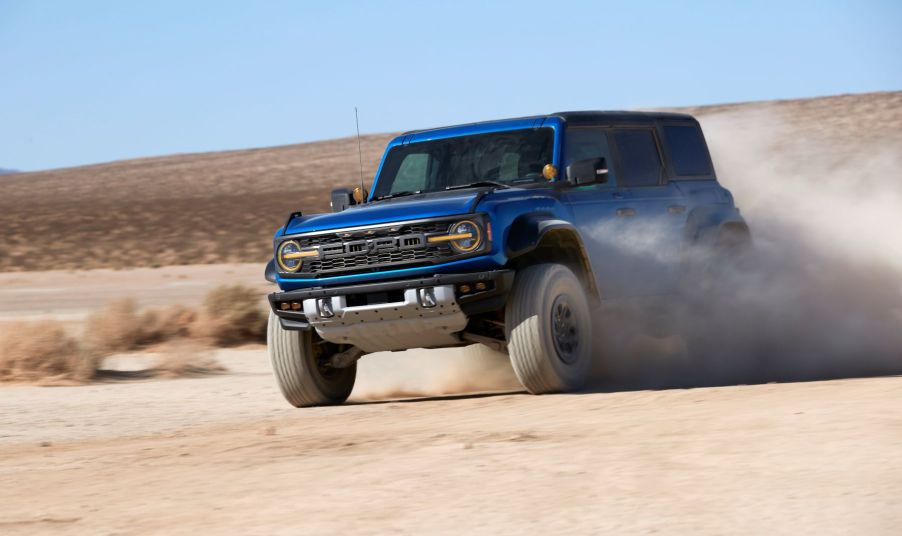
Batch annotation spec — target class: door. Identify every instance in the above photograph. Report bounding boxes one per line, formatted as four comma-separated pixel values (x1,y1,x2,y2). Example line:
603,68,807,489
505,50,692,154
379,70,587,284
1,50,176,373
561,126,634,300
609,128,689,296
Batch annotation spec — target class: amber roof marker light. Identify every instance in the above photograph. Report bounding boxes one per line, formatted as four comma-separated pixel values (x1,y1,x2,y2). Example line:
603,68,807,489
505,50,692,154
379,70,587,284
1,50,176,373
352,186,367,204
543,164,558,181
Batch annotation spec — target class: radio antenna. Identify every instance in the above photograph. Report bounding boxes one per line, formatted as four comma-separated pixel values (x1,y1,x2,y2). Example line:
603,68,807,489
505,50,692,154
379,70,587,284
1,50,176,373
355,107,365,202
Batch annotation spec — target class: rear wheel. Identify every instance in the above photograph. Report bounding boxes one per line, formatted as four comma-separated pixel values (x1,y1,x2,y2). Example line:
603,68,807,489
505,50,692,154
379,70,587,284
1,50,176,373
683,225,752,292
505,264,593,394
267,312,356,407
682,226,753,357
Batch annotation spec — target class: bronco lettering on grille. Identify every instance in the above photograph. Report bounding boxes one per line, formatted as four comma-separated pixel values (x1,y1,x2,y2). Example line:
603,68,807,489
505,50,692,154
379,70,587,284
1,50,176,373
317,233,427,259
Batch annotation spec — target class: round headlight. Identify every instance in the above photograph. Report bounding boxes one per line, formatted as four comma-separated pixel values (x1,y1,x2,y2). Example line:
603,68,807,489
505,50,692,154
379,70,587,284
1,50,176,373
449,220,482,253
277,240,303,272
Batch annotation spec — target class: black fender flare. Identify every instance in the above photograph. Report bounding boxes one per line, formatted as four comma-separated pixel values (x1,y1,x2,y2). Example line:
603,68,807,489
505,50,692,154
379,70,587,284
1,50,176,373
684,207,751,249
505,212,600,299
264,259,277,283
505,212,577,257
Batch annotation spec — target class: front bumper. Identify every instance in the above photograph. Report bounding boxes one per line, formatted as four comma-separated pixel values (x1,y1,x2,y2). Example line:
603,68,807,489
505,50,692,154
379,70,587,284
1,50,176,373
269,270,514,337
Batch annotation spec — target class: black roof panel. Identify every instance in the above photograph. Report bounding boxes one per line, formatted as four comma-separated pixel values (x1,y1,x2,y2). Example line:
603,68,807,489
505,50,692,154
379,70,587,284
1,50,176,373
402,111,698,135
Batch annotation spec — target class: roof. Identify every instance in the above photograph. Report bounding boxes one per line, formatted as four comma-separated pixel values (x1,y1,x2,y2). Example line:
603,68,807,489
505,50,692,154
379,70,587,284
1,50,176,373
553,110,697,124
401,111,698,136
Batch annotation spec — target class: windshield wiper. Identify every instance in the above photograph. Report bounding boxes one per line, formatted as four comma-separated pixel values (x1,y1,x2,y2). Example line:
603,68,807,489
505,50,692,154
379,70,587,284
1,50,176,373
373,190,422,201
444,181,511,191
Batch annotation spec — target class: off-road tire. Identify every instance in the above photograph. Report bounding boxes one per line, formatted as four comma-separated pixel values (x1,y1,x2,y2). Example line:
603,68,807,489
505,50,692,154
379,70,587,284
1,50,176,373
505,263,593,394
267,312,356,407
683,226,753,293
682,227,753,358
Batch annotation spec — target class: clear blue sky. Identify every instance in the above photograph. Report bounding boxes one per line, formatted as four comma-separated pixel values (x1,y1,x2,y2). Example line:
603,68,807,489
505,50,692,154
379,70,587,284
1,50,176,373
1,0,900,171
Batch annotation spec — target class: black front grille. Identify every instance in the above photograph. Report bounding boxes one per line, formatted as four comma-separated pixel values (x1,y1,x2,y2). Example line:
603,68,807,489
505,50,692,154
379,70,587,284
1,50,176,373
292,219,461,277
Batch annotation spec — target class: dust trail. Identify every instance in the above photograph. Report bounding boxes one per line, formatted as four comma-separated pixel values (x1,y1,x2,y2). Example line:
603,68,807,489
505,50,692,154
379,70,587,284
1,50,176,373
349,344,522,401
594,108,902,389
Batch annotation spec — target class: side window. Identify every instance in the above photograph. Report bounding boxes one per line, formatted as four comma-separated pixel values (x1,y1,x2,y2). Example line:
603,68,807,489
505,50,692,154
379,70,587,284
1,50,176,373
662,124,712,176
613,129,663,187
563,127,616,185
391,153,429,193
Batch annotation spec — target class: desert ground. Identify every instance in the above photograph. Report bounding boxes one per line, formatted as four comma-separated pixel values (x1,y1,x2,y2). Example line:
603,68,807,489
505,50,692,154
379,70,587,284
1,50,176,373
1,345,900,534
2,92,901,534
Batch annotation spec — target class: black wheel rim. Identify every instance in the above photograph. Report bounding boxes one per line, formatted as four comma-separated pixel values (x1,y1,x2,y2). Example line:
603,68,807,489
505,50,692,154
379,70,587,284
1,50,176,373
551,294,579,364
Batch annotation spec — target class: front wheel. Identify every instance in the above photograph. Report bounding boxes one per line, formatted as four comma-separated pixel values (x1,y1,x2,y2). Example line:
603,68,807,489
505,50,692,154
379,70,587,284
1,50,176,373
505,264,593,394
267,312,356,407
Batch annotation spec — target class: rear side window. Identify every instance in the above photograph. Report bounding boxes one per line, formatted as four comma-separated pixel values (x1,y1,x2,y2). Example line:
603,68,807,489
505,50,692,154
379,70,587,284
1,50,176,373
613,129,662,187
662,124,711,176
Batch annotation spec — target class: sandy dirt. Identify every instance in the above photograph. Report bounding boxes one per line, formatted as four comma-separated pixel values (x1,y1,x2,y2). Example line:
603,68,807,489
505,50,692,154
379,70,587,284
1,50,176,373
0,263,268,324
1,348,900,535
1,264,900,534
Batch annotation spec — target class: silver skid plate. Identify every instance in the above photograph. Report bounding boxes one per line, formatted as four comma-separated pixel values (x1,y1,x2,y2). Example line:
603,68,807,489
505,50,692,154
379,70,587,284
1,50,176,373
302,285,467,353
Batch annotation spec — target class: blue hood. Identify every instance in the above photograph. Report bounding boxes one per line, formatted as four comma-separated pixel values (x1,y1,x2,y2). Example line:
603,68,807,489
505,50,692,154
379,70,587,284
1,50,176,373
283,190,481,235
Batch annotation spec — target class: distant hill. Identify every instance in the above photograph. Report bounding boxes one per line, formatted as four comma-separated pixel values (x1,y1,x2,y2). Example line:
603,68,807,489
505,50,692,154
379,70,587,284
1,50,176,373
0,168,18,176
0,91,899,272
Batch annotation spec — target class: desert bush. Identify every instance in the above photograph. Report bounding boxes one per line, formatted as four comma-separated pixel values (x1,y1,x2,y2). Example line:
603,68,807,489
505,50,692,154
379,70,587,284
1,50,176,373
192,284,267,345
1,285,263,385
82,298,143,354
82,300,200,354
139,305,197,345
0,322,101,383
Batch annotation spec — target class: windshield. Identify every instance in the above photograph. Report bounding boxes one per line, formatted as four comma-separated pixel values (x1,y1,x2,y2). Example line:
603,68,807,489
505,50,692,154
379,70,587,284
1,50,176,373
372,127,554,198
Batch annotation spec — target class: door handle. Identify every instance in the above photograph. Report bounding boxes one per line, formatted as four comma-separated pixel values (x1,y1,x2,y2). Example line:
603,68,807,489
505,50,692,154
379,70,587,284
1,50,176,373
667,205,687,215
616,207,636,218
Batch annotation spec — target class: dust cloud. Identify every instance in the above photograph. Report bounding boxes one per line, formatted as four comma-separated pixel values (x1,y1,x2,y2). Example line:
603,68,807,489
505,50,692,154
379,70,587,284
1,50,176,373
350,344,522,401
594,109,902,389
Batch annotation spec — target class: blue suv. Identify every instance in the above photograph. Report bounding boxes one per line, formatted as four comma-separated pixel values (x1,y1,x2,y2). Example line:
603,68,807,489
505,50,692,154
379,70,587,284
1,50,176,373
265,111,750,407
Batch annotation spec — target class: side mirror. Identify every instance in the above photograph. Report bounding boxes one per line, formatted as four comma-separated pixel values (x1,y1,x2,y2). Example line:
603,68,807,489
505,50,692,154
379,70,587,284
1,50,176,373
330,188,353,212
566,157,609,185
330,186,369,212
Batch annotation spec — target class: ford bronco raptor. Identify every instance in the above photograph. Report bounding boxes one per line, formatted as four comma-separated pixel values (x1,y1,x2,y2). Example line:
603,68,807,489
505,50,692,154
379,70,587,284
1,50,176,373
265,111,749,407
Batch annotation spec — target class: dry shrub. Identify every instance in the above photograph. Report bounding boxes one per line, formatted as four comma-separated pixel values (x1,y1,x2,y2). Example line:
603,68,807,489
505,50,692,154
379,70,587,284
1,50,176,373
83,300,199,354
139,305,196,344
0,322,101,383
149,341,227,378
192,284,267,345
82,298,143,354
2,286,260,385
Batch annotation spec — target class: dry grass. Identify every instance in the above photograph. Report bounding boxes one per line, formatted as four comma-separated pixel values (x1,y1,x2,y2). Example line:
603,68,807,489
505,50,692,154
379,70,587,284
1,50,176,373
140,305,197,344
0,323,102,383
0,284,263,384
82,300,197,354
192,284,268,345
0,93,898,272
80,283,266,354
82,299,144,354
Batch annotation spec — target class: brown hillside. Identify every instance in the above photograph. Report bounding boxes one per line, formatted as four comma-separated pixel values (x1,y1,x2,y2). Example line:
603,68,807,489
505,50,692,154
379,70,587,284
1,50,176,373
1,92,899,272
